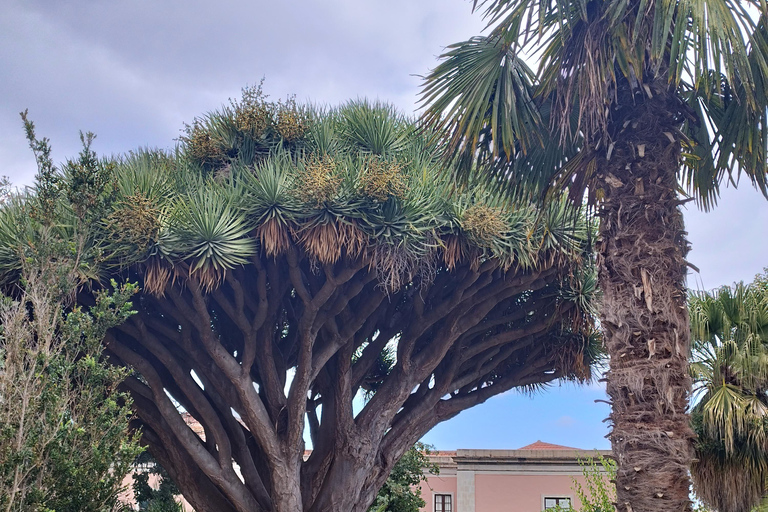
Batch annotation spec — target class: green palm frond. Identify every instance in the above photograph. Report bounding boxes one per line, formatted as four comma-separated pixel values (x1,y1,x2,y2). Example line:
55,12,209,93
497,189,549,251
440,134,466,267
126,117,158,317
690,274,768,511
700,383,756,451
117,148,175,192
680,57,768,209
241,153,299,224
0,194,32,281
167,185,257,280
534,198,588,256
671,0,766,103
305,104,340,156
420,34,543,184
422,0,768,206
472,0,574,43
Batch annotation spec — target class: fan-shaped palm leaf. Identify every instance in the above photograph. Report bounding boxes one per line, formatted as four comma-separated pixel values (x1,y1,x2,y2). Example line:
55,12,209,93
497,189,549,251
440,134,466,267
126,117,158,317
420,34,543,184
690,274,768,512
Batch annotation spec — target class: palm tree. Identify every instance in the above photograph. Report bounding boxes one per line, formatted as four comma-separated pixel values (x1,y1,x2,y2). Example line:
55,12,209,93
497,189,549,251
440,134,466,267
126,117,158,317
689,272,768,512
420,1,768,510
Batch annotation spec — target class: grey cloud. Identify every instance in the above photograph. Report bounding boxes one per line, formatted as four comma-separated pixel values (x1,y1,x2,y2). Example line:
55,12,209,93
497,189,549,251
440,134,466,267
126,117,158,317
686,186,768,290
2,0,766,289
2,0,484,183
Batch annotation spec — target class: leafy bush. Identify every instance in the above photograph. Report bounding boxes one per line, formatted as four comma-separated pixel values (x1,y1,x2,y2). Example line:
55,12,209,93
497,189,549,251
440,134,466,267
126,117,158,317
368,443,439,512
542,456,616,512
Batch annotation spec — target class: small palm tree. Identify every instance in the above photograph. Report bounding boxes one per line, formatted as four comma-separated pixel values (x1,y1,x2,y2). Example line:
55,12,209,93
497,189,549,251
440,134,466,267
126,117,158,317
421,1,768,510
689,272,768,512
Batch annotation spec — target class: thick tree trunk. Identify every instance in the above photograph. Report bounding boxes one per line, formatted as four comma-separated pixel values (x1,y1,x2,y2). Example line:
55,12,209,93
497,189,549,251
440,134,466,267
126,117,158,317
270,461,303,512
598,86,694,512
140,425,238,512
101,229,594,511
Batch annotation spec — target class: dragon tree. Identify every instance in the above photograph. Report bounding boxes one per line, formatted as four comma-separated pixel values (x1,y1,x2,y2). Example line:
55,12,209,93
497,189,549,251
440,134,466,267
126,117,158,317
0,92,599,512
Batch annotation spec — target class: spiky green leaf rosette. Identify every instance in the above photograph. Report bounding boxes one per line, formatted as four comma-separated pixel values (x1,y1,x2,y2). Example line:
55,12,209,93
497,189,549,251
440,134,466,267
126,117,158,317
0,94,592,303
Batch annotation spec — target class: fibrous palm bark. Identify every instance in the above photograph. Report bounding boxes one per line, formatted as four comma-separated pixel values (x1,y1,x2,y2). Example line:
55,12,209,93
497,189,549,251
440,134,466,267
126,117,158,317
597,81,693,510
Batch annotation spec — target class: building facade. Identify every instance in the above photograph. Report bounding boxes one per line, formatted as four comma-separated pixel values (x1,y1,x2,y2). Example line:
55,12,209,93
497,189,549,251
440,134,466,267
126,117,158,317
419,441,611,512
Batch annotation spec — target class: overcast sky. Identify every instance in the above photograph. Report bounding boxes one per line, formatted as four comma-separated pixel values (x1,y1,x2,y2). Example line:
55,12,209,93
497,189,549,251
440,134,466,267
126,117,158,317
3,0,766,451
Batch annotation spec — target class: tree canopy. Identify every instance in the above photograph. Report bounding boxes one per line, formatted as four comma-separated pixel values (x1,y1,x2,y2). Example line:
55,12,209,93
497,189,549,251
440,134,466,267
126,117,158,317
420,0,768,509
689,270,768,512
0,90,599,512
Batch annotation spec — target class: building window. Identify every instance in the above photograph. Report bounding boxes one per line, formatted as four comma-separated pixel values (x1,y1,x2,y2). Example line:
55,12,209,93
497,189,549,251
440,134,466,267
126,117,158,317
544,496,572,509
434,493,452,512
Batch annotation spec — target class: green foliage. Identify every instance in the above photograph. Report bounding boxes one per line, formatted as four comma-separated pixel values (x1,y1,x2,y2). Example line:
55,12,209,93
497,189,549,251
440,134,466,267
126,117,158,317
338,100,408,156
0,176,11,206
572,457,616,512
0,269,141,512
21,110,59,225
132,452,182,512
0,95,593,298
540,456,616,512
689,269,768,512
368,443,439,512
180,81,311,174
421,0,768,208
0,121,142,512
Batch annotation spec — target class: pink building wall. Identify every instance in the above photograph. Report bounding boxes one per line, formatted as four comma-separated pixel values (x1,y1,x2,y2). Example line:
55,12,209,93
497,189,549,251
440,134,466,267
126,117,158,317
475,473,589,512
424,474,458,501
118,471,194,511
419,443,611,512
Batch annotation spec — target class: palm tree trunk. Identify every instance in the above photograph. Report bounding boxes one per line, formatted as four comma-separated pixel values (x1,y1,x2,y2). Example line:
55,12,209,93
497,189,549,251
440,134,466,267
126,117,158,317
598,87,694,512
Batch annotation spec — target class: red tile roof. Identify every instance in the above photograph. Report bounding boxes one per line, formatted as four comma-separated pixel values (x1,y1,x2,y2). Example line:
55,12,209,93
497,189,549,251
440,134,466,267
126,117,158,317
517,440,579,450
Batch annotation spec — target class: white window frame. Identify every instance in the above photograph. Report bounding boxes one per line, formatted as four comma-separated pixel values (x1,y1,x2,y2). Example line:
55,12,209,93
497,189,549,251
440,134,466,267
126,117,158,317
541,494,574,510
432,492,454,512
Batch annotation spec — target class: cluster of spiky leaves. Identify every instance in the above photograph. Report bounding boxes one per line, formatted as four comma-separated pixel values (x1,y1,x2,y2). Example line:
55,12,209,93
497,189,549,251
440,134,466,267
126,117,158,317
0,96,589,296
689,271,768,512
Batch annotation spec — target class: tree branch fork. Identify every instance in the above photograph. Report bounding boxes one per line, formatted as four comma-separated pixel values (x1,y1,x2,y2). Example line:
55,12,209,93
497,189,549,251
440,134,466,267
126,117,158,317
99,250,591,512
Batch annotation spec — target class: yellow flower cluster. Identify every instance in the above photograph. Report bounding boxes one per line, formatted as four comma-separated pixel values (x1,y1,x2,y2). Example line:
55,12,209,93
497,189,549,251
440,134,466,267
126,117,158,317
275,98,309,142
185,125,225,165
294,157,342,207
231,84,274,136
234,102,272,135
106,194,161,252
462,204,507,245
358,158,407,202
